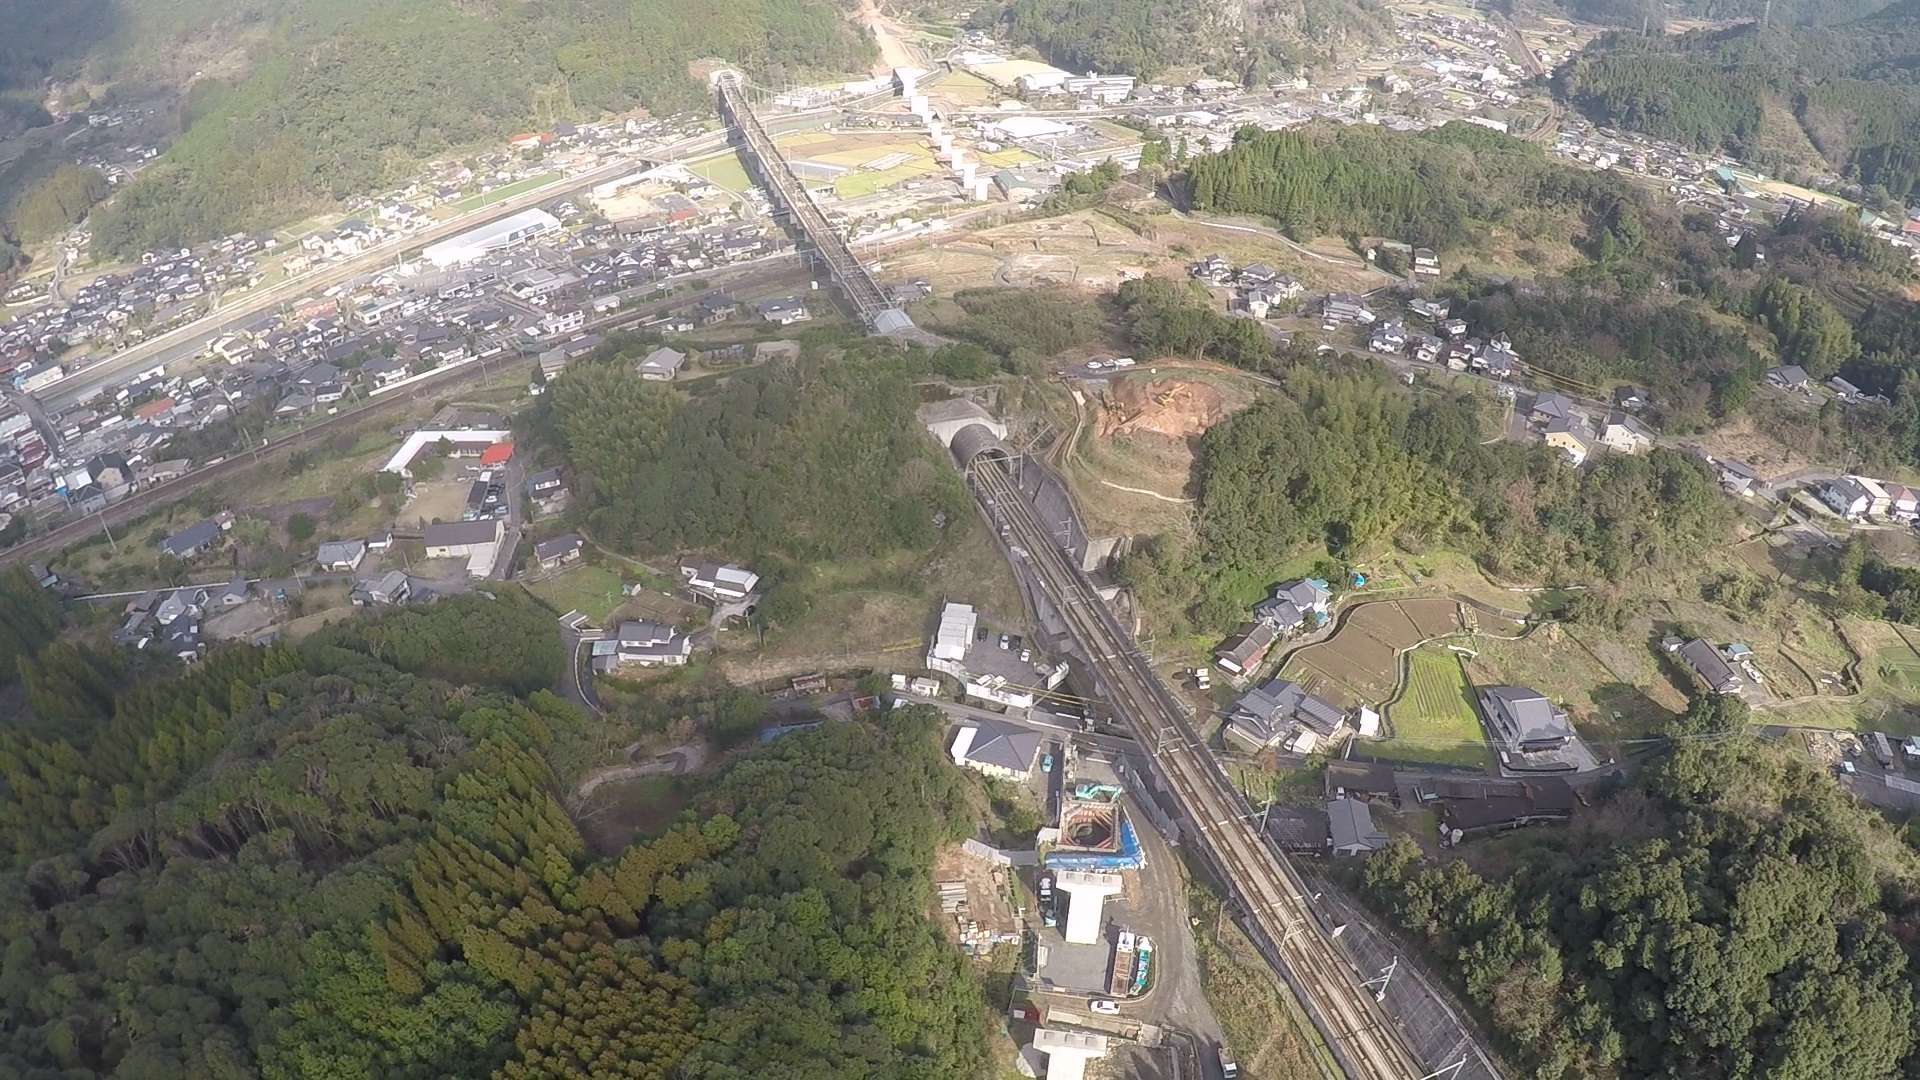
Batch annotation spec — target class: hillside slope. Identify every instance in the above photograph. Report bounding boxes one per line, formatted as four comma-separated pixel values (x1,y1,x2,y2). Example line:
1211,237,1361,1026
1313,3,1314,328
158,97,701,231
1557,3,1920,196
3,0,871,258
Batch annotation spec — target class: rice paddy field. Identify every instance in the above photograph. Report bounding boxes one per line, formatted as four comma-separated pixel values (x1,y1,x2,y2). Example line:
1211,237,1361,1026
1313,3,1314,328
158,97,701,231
769,130,1036,200
1377,647,1491,769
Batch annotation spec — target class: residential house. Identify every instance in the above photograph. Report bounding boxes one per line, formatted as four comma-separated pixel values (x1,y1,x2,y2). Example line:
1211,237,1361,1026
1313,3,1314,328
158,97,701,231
636,347,686,381
158,512,233,558
315,539,367,572
422,518,504,577
1237,263,1278,286
1765,365,1810,391
363,357,411,388
539,309,586,337
1322,292,1376,325
1271,275,1304,300
1597,411,1655,454
756,297,811,325
352,569,412,606
1478,685,1575,754
1716,457,1759,496
534,533,582,570
1828,375,1866,401
597,619,692,669
1482,337,1518,378
1677,637,1744,694
1368,320,1407,354
1441,317,1468,338
1224,677,1350,753
1252,578,1333,635
1436,777,1577,836
949,717,1044,780
1885,482,1920,521
1820,476,1872,518
365,530,394,551
1264,806,1333,853
526,468,566,502
1411,248,1440,276
1529,393,1573,426
1188,254,1232,282
1613,385,1649,411
1542,416,1590,466
681,560,760,601
695,293,738,325
1327,797,1389,856
1214,622,1278,676
1408,297,1449,322
1412,334,1444,364
1856,475,1894,517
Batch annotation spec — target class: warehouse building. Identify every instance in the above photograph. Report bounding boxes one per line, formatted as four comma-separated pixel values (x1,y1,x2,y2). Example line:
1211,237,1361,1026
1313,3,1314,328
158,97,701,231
421,208,562,269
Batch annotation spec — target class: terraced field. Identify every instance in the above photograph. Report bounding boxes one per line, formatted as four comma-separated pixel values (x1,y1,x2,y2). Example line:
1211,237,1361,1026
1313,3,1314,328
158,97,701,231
1376,648,1490,769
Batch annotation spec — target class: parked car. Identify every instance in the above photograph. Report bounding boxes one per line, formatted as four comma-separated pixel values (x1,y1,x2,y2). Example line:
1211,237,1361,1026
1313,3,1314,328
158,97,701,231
998,633,1010,650
1090,999,1119,1015
1041,754,1054,774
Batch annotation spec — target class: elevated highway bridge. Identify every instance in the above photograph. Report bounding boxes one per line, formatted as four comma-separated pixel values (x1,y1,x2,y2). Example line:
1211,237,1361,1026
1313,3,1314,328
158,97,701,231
712,70,941,345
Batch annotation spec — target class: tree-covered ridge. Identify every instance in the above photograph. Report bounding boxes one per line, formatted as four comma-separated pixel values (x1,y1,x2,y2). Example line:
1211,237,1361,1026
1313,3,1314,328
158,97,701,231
79,0,870,256
0,594,993,1077
1185,122,1666,261
983,0,1392,82
528,338,971,566
1557,6,1920,198
1195,369,1733,585
1362,730,1919,1078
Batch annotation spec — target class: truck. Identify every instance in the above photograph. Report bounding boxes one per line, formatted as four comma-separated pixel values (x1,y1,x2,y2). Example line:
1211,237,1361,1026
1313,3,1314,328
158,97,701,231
1107,930,1136,998
1219,1045,1239,1078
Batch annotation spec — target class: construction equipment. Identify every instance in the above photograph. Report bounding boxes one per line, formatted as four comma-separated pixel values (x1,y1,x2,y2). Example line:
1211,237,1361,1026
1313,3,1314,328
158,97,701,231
1073,782,1123,802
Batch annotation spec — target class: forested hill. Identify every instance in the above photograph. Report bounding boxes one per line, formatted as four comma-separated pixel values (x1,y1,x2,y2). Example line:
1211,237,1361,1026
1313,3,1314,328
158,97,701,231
985,0,1394,82
1556,6,1920,196
0,594,991,1077
1364,710,1920,1077
56,0,870,257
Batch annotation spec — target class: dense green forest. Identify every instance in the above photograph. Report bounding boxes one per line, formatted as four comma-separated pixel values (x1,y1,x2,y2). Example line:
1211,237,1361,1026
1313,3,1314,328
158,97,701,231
983,0,1392,81
1186,123,1666,263
1117,365,1734,632
526,337,971,570
40,0,868,256
1362,721,1920,1078
0,595,993,1077
1558,7,1920,195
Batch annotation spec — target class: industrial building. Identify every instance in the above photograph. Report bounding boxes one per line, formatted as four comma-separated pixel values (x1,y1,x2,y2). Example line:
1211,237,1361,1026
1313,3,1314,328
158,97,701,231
420,208,562,268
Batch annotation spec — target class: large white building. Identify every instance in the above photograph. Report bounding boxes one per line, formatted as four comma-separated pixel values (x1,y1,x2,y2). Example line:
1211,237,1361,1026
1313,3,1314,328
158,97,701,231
421,208,562,269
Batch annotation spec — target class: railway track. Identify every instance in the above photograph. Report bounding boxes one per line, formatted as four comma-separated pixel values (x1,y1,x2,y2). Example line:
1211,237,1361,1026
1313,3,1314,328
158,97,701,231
971,456,1426,1080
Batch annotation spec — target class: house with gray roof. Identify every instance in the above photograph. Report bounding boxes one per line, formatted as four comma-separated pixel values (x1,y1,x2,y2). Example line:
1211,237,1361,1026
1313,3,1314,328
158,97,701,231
1678,637,1743,694
1478,685,1574,754
636,346,686,381
316,539,367,572
1253,578,1333,634
1327,797,1388,856
1225,678,1350,752
950,717,1044,780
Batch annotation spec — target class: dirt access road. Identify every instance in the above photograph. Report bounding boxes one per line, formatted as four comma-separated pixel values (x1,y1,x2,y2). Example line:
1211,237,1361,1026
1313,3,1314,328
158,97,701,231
855,0,922,74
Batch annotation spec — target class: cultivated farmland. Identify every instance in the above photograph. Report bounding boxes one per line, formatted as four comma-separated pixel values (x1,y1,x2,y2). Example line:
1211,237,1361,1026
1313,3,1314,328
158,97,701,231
1285,598,1464,707
1376,647,1490,769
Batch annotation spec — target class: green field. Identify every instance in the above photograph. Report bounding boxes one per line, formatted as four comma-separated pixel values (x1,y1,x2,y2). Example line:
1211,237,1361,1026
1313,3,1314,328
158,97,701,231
1376,648,1490,768
449,173,560,213
691,152,754,193
526,562,627,624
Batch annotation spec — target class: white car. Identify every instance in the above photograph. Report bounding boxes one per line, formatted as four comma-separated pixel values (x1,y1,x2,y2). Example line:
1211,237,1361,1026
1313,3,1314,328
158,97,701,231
1089,999,1119,1015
